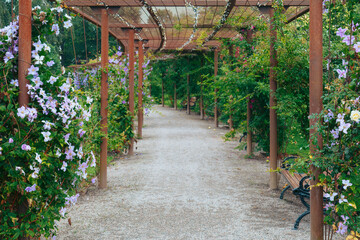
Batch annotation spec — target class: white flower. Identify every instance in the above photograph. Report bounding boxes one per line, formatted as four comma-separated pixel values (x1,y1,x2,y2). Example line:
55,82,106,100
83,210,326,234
48,76,58,84
10,79,18,87
82,110,91,121
0,146,2,155
43,44,51,52
59,207,66,217
31,77,43,87
51,24,60,35
342,179,353,190
41,131,52,142
17,106,28,119
4,51,14,63
350,110,360,123
64,20,72,29
61,161,67,172
90,151,96,167
42,120,54,130
33,39,44,51
28,65,39,75
34,55,44,65
56,148,62,157
35,153,42,164
324,192,338,201
339,121,351,134
339,194,348,204
30,165,40,179
59,83,71,93
86,97,93,104
15,166,25,175
77,147,83,159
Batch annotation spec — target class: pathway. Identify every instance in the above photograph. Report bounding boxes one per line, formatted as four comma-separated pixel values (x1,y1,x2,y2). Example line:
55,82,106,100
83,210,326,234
57,105,312,240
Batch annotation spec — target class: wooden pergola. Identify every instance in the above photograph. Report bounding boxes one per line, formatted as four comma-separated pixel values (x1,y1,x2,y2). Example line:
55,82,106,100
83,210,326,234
17,1,324,239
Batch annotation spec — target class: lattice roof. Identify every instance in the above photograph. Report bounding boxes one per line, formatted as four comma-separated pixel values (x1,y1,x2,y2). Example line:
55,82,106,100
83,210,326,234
65,0,309,51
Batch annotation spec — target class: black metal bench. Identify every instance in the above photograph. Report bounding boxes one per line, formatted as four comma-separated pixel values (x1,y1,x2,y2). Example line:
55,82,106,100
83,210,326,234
280,156,328,230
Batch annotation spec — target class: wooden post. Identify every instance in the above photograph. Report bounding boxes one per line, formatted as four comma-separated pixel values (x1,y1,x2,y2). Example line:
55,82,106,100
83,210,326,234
128,29,135,155
269,8,278,190
174,83,177,109
162,78,164,107
200,58,204,120
99,8,109,189
309,0,324,239
214,49,219,127
18,0,31,107
247,98,252,155
17,1,32,234
246,29,254,156
187,74,190,115
228,44,234,128
137,40,144,139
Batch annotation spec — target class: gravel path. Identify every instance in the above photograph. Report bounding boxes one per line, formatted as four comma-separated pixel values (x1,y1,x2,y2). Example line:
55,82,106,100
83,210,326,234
56,105,322,239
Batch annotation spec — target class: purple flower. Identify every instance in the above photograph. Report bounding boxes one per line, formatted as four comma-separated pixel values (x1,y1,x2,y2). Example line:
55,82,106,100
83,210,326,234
324,109,333,122
342,35,355,46
336,69,347,79
46,60,55,67
339,121,351,134
331,128,339,139
91,177,97,184
78,129,86,137
51,24,60,35
61,161,67,172
336,27,347,38
4,51,14,63
78,161,89,175
64,133,70,142
65,146,75,160
324,203,334,210
122,100,127,104
21,144,31,151
341,215,349,223
59,207,66,217
9,138,14,143
25,184,36,192
28,65,39,75
336,222,347,235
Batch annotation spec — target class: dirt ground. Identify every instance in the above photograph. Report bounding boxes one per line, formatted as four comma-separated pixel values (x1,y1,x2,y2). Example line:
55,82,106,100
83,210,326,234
56,105,343,240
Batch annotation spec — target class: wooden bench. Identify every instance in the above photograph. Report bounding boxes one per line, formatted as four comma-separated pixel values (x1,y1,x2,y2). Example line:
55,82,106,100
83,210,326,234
280,156,329,230
181,97,196,111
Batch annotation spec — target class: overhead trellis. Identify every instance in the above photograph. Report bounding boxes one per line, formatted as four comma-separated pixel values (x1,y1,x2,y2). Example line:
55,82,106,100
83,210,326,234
64,0,310,51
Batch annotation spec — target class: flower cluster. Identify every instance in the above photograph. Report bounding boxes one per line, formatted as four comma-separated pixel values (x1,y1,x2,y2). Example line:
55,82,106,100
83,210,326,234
0,4,98,239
